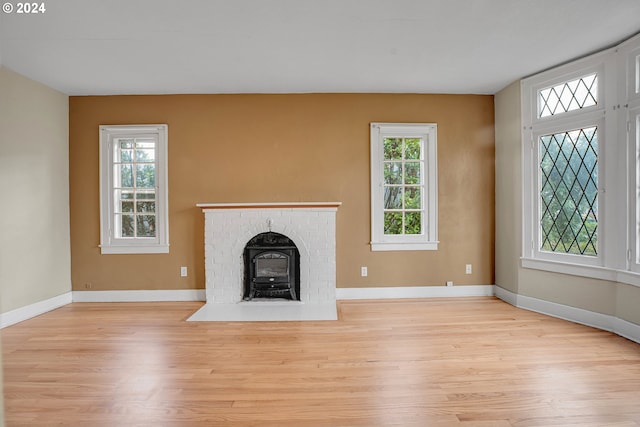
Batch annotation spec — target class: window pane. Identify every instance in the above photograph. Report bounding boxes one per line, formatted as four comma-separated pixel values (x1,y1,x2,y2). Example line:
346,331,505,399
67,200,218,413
404,138,421,160
539,127,598,255
384,162,402,184
384,212,402,234
120,215,135,237
136,149,155,162
136,191,155,200
137,215,156,237
404,187,421,209
539,73,598,118
120,201,134,213
383,138,402,160
120,149,133,162
114,189,134,212
135,140,155,149
119,139,134,149
404,212,421,234
117,164,133,187
384,187,402,209
135,140,155,162
136,164,155,188
405,162,421,184
136,201,156,213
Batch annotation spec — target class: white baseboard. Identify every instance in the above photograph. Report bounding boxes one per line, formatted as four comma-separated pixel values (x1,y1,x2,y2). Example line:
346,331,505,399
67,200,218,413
0,292,72,328
336,285,494,300
72,289,206,302
494,286,640,344
492,285,518,306
613,318,640,344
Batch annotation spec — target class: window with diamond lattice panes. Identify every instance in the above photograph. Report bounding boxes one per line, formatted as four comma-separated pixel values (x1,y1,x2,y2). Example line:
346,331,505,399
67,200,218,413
539,73,598,118
539,127,598,255
521,32,640,280
383,137,423,235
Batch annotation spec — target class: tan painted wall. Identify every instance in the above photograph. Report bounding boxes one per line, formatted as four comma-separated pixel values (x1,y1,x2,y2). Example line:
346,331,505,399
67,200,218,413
69,94,495,290
0,67,71,313
494,79,640,326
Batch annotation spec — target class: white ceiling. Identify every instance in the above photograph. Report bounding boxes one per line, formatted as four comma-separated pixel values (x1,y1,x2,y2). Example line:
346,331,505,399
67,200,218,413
1,0,639,96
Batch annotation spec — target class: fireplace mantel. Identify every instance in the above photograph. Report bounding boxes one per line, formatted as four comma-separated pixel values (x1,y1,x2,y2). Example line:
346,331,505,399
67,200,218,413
197,202,342,209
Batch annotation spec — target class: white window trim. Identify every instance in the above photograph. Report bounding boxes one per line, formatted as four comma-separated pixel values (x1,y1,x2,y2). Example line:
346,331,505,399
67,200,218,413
521,32,640,288
99,124,169,254
522,49,611,268
370,123,438,251
622,35,640,274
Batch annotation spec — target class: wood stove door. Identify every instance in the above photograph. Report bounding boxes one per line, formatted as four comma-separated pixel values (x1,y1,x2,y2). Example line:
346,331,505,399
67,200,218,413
254,252,289,282
246,250,297,300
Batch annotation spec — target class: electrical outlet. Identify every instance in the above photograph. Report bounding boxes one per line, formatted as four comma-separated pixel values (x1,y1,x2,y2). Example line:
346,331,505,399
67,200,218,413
180,266,188,277
465,264,472,274
446,281,454,287
84,283,92,289
361,266,368,277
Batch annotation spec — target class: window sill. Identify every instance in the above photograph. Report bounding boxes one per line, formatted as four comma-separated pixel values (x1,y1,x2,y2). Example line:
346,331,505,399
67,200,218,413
100,244,169,255
370,241,439,251
521,257,640,288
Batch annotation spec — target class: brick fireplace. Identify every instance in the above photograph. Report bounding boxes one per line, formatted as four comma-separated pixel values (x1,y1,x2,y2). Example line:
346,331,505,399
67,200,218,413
188,202,340,321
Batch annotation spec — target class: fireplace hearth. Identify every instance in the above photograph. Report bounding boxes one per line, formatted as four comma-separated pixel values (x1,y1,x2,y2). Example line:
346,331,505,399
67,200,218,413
244,232,300,301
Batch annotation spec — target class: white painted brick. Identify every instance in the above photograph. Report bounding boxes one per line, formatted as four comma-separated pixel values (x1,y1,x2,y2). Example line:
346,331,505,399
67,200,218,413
203,206,337,305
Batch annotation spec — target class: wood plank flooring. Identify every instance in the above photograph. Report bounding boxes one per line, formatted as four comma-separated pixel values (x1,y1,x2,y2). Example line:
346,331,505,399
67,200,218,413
2,297,639,426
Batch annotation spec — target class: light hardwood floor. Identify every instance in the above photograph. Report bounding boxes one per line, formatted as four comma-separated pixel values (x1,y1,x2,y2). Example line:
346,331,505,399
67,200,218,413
2,297,639,426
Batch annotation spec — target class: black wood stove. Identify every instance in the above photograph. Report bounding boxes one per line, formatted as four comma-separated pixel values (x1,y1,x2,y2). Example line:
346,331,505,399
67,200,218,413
243,232,300,301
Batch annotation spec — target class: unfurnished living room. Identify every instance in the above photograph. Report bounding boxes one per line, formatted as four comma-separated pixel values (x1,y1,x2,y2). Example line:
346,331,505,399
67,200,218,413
1,1,640,426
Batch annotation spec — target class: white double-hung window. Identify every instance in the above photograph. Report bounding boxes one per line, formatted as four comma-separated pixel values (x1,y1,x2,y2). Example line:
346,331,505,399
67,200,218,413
370,123,438,251
521,32,640,285
99,124,169,254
